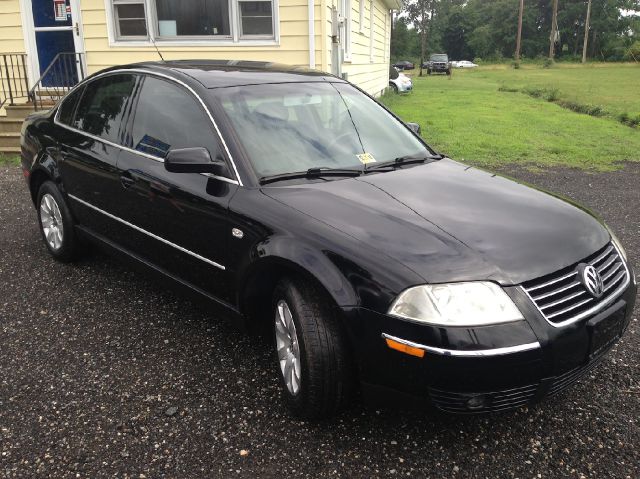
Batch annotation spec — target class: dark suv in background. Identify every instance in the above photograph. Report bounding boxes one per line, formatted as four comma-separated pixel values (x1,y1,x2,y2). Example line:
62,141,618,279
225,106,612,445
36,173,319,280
423,54,451,75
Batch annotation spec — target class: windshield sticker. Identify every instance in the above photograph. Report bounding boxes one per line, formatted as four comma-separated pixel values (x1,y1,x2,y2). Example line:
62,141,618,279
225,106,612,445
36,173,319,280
357,153,376,164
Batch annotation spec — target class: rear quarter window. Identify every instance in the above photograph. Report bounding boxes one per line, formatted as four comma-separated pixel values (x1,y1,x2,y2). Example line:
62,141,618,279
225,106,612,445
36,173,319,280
57,86,85,126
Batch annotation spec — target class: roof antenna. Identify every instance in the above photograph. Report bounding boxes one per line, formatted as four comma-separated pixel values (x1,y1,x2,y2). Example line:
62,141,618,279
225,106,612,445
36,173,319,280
150,36,165,62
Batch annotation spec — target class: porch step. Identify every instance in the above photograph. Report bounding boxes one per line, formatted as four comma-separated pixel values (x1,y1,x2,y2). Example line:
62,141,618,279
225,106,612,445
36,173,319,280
4,104,36,119
0,146,20,155
3,103,53,119
0,118,24,133
0,132,21,148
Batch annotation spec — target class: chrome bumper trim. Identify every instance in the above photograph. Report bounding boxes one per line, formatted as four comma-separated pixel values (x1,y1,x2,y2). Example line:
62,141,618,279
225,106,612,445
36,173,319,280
381,333,541,357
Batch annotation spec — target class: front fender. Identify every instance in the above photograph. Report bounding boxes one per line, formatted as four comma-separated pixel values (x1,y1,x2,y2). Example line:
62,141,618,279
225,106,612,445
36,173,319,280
236,235,358,311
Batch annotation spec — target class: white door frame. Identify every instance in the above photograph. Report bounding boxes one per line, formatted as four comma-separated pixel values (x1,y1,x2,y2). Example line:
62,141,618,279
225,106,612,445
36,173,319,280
19,0,86,88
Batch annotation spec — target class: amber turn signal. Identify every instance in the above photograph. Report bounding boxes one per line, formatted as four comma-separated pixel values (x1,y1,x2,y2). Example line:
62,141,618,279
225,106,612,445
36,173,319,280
385,338,425,358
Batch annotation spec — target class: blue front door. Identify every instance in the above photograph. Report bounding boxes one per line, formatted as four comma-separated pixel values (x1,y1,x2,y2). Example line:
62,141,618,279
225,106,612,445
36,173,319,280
32,0,78,86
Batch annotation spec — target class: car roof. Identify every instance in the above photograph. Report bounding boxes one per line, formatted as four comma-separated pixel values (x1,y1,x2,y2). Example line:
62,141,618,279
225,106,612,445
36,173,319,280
108,60,344,89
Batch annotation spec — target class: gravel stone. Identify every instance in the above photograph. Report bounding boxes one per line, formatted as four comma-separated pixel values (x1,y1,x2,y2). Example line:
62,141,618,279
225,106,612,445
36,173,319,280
0,163,638,478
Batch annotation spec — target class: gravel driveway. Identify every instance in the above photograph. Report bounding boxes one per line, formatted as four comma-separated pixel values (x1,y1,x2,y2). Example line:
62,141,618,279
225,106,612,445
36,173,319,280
1,163,638,478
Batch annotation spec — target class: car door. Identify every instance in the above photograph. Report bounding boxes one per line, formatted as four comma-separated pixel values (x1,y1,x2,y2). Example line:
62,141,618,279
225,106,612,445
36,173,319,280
114,73,238,305
55,73,139,241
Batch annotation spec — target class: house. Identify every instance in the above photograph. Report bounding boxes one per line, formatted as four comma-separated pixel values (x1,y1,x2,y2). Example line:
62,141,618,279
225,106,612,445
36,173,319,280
0,0,398,100
0,0,398,153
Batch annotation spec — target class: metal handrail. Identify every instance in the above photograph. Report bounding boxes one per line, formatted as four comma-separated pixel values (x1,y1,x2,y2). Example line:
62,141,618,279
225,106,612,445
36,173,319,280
29,52,86,111
0,53,30,109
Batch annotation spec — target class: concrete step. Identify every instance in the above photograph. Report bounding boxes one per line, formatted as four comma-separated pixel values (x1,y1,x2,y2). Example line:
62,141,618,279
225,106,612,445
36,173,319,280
4,105,36,119
0,118,24,133
0,146,21,155
0,132,21,148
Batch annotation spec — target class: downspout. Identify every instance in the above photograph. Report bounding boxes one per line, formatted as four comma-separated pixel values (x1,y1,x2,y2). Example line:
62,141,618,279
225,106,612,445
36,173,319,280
308,0,316,68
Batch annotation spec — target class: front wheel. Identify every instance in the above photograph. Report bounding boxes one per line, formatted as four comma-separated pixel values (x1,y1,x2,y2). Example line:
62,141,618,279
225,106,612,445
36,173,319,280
273,277,354,419
427,69,432,75
36,181,80,262
389,82,398,94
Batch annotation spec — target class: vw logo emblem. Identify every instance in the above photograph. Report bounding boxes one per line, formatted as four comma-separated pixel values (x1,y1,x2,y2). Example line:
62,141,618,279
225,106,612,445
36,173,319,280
578,264,604,298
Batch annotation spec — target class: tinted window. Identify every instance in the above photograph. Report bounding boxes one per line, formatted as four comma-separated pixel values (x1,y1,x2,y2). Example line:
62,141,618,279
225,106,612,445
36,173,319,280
73,74,137,144
131,76,221,161
57,86,84,126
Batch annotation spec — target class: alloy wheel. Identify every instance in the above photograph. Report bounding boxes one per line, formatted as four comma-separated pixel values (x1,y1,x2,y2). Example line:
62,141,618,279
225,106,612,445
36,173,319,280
40,193,64,251
275,299,302,395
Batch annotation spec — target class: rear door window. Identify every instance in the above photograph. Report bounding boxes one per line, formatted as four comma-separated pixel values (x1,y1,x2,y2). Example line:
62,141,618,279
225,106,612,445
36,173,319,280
73,74,137,144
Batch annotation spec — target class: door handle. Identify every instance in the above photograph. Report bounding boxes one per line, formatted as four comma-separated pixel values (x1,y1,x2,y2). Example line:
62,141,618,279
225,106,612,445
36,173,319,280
120,174,135,189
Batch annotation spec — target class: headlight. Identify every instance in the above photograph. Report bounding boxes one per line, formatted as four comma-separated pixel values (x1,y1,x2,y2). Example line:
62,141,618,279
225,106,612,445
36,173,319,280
606,224,627,262
388,282,524,326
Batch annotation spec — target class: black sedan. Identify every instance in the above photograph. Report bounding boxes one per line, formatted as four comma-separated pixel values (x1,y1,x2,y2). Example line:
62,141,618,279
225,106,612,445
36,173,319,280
392,60,415,71
20,61,636,418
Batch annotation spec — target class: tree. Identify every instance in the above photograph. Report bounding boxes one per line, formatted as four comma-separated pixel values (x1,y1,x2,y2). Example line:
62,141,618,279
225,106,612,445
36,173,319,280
405,0,435,75
515,0,525,61
582,0,592,62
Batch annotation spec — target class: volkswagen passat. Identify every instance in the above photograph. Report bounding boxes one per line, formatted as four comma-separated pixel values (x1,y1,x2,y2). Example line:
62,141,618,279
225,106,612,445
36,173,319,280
20,61,636,418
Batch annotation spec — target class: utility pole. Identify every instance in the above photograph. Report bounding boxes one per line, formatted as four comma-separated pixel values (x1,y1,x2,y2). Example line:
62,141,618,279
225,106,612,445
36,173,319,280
549,0,559,59
515,0,524,61
581,0,592,63
419,0,427,76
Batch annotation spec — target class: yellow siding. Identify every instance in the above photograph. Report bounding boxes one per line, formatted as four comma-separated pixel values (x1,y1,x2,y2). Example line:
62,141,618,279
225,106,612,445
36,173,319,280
323,0,390,96
0,1,25,54
80,0,320,75
0,0,390,99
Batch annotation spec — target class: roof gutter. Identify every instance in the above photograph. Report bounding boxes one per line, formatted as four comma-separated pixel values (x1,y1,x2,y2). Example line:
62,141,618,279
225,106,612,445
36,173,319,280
381,0,402,10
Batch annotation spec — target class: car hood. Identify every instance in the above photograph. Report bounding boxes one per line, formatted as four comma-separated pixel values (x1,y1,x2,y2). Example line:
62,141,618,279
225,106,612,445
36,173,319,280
262,159,609,285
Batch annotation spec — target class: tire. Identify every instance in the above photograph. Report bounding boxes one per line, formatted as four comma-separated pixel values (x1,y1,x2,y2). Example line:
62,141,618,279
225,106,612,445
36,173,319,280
446,69,451,76
272,276,354,419
389,83,398,94
36,181,80,262
427,69,432,75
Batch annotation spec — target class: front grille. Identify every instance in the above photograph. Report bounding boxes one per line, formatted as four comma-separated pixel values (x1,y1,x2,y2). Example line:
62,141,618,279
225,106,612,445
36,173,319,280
429,383,538,414
522,243,629,326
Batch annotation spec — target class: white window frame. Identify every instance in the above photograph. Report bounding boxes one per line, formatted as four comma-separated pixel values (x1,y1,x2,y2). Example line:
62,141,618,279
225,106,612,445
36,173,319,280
358,0,364,34
105,0,280,46
237,0,276,39
112,0,150,40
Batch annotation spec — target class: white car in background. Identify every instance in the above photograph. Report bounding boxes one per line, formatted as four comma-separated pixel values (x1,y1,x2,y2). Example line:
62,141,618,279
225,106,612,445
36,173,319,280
389,67,413,93
452,60,478,68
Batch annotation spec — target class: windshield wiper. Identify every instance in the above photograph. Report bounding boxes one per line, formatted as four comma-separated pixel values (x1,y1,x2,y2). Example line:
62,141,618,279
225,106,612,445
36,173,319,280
365,153,444,172
259,167,362,185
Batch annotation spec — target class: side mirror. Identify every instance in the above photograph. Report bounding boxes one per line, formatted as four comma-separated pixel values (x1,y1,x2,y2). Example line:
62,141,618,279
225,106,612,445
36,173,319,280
165,147,231,177
406,122,421,135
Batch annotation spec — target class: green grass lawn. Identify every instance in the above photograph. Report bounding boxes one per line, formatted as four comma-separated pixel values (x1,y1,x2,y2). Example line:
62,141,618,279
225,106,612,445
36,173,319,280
381,64,640,170
0,154,20,166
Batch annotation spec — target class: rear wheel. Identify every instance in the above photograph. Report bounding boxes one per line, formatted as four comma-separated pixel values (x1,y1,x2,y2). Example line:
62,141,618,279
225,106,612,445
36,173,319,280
36,181,80,262
272,276,354,419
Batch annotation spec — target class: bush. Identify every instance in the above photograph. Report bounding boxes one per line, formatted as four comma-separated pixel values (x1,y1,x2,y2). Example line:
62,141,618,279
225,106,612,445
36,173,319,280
512,61,520,69
473,57,482,64
625,41,640,62
542,58,554,68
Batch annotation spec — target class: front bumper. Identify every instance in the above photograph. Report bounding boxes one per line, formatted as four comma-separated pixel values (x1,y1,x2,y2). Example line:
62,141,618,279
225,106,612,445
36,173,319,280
341,272,636,414
397,82,413,92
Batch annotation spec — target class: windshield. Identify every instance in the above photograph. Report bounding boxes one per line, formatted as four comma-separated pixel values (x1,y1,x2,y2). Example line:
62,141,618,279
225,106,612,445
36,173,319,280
212,82,431,178
430,54,448,62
